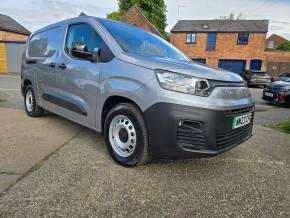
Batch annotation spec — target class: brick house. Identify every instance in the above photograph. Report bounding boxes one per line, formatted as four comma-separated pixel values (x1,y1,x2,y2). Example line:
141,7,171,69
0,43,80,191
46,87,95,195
80,6,162,37
120,5,162,37
266,34,287,49
0,14,30,73
171,20,269,77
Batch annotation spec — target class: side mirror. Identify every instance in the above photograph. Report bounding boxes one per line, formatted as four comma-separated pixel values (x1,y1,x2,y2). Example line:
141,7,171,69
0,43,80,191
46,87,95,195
70,42,100,62
70,41,89,59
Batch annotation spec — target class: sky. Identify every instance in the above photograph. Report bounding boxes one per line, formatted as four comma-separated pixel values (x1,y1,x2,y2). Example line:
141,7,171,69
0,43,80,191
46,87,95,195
0,0,289,39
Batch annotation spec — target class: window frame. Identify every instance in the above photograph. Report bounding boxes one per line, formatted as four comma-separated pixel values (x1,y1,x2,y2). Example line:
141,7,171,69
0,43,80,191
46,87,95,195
27,26,61,59
64,22,114,63
192,58,206,64
186,32,197,44
237,32,249,45
267,40,274,49
64,22,96,61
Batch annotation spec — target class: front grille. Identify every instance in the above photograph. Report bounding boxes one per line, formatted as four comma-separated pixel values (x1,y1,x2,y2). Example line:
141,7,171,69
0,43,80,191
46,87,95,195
225,106,255,116
216,124,253,149
177,121,206,151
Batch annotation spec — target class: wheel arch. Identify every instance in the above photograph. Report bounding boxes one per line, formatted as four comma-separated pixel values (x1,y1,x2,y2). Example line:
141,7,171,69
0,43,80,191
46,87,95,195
101,95,143,133
21,79,32,96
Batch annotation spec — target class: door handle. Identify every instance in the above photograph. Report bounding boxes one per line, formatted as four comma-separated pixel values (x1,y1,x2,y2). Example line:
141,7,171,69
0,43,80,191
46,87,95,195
49,63,55,69
58,63,67,70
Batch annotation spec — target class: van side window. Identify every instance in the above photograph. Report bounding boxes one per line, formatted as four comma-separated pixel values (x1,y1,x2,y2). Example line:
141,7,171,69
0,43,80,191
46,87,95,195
28,27,61,58
65,23,114,63
65,24,93,53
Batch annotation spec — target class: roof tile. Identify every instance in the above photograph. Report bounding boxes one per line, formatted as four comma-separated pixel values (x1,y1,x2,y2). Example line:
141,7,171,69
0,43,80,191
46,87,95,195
171,20,269,33
0,14,30,35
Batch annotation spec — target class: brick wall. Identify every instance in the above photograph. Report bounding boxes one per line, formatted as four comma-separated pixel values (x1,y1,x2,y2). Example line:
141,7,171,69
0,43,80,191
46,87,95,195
266,34,287,49
265,51,290,76
0,31,28,41
120,6,162,37
171,32,267,71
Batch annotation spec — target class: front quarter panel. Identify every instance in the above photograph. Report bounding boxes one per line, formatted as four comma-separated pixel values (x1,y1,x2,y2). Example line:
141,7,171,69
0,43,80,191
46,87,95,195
96,59,156,131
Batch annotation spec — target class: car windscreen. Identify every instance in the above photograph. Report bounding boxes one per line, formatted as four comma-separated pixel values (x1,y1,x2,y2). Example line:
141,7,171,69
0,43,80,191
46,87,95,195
279,77,290,82
280,73,290,78
253,72,268,77
98,19,190,62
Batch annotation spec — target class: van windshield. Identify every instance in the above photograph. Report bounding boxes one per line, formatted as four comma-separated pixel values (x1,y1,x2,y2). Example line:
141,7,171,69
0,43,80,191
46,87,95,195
98,19,190,62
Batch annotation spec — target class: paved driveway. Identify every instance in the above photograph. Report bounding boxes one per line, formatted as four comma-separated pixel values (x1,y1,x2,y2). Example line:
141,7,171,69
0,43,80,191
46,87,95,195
0,75,290,217
0,126,289,217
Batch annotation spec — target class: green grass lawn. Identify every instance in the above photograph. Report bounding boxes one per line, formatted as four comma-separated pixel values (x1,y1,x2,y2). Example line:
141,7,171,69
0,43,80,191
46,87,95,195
267,119,290,134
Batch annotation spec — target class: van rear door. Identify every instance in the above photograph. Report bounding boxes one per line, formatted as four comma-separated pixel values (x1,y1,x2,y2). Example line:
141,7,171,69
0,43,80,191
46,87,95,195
27,26,63,108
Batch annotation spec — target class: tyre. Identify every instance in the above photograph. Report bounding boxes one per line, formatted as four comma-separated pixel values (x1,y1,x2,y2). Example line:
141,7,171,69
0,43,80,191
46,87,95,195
24,85,44,117
104,103,150,166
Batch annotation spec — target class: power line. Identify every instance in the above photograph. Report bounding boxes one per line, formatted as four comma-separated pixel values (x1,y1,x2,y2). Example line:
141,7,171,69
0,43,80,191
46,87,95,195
244,0,272,17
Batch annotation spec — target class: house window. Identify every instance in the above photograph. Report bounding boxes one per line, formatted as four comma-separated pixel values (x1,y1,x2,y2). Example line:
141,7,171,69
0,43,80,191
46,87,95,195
237,33,249,45
186,33,197,44
267,40,274,48
206,33,217,51
192,58,206,64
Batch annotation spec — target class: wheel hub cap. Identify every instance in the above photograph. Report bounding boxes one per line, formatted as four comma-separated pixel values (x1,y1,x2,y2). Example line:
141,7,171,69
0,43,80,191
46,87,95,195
109,115,137,157
25,90,34,112
119,128,128,143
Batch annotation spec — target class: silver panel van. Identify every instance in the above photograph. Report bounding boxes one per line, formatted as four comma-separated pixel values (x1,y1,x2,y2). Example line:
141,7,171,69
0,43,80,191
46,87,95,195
21,16,255,166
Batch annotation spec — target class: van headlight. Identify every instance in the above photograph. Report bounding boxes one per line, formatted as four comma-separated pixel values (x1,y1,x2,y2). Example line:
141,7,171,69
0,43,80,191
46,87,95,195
155,70,211,96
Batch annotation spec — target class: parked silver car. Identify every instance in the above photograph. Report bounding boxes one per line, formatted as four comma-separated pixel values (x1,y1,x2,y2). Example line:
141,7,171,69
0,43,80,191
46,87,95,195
247,71,272,87
21,16,255,166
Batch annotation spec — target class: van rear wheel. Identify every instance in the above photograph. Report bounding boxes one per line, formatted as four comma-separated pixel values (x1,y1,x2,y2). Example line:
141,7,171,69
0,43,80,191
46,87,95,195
24,85,44,117
104,103,150,166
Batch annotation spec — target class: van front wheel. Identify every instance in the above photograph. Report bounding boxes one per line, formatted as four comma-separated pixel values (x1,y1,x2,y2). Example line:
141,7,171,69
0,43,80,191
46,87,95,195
24,85,44,117
104,103,150,166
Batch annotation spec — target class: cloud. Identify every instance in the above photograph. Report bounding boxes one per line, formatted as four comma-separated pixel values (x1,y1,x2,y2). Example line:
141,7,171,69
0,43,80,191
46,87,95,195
0,0,289,40
165,0,290,39
0,0,118,31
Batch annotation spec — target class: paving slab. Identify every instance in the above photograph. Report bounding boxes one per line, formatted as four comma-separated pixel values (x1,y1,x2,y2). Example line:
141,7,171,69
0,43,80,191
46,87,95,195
0,174,21,193
0,125,289,217
0,108,83,175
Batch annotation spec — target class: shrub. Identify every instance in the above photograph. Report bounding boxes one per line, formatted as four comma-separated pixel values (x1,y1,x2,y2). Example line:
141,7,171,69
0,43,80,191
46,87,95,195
277,41,290,51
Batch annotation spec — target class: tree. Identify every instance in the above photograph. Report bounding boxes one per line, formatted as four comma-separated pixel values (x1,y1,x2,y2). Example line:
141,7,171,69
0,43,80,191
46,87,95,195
277,41,290,51
107,11,122,20
237,13,245,20
220,12,245,20
107,0,168,39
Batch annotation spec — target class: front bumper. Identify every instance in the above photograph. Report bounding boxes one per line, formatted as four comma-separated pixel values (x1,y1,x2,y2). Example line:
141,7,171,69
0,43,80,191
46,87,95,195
144,103,255,159
262,90,290,106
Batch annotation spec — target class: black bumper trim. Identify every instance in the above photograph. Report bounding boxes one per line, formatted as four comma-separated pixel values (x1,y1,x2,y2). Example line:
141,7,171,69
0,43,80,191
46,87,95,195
144,102,254,159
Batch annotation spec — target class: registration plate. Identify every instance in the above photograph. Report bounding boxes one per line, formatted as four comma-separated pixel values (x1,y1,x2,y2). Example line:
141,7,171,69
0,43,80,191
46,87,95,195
232,113,252,129
265,92,273,97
